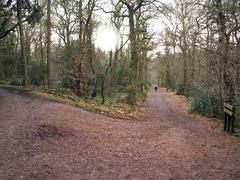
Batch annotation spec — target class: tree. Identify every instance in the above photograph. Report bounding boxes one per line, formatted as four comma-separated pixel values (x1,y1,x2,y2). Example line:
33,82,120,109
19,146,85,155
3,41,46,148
1,0,42,86
215,0,235,104
67,0,98,98
17,0,28,86
109,3,124,95
0,0,42,40
53,0,78,59
101,51,112,104
118,0,156,104
47,0,53,88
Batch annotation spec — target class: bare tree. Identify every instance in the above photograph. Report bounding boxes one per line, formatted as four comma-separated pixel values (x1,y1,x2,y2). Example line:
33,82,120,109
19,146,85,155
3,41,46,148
117,0,156,104
46,0,53,88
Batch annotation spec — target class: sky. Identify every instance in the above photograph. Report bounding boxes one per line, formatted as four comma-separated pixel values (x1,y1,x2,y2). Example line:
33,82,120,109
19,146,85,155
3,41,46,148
94,25,117,51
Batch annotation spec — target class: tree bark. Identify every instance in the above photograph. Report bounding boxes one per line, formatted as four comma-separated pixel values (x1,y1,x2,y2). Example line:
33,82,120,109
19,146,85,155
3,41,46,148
127,8,138,104
111,48,119,94
101,51,112,104
17,0,28,87
77,0,84,97
47,0,53,88
216,0,235,104
39,24,45,85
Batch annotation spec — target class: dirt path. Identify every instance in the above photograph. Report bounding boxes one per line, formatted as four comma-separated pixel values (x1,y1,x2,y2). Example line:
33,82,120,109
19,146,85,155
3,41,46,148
0,87,240,180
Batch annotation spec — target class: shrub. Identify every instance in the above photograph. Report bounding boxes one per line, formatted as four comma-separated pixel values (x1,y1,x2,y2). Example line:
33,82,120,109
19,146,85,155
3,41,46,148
136,90,147,102
61,75,75,90
235,92,240,109
189,88,211,116
117,64,130,89
53,80,64,92
235,92,240,127
115,93,128,104
10,78,21,86
126,85,137,105
189,87,222,118
29,61,45,86
176,83,185,95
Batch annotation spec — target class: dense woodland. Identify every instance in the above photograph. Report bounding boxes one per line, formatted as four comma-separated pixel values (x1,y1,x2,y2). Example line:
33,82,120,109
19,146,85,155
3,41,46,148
0,0,240,120
153,0,240,120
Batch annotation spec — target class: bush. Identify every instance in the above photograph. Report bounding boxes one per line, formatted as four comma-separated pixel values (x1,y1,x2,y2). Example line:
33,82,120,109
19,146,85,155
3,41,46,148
189,87,222,118
235,92,240,109
126,85,137,105
176,83,185,95
176,83,195,97
51,75,75,94
10,78,21,86
115,93,128,104
94,95,113,106
136,90,147,102
53,80,64,92
29,61,45,86
61,75,75,90
189,88,211,116
117,64,130,89
235,92,240,127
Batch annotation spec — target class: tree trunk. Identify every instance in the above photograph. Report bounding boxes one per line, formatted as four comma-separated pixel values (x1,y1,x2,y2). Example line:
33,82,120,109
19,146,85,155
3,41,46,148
127,9,138,105
14,32,19,78
47,0,53,88
25,26,31,74
77,0,83,97
17,0,28,87
166,59,171,92
39,24,45,85
111,49,119,94
216,0,235,104
183,49,187,94
142,47,148,90
101,51,113,104
101,75,105,104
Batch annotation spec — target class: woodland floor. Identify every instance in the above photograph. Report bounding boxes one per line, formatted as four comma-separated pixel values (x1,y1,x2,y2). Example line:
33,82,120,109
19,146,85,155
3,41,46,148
0,86,240,180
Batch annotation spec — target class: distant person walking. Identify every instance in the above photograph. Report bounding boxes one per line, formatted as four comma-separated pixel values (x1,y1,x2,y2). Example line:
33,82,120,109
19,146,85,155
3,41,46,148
154,86,158,92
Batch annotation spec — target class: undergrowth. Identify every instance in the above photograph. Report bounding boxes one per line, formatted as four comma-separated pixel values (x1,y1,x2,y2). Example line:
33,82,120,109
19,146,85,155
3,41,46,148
32,87,145,119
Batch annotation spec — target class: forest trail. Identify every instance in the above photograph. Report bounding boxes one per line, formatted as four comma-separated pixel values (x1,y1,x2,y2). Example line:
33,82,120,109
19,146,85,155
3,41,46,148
0,86,240,180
